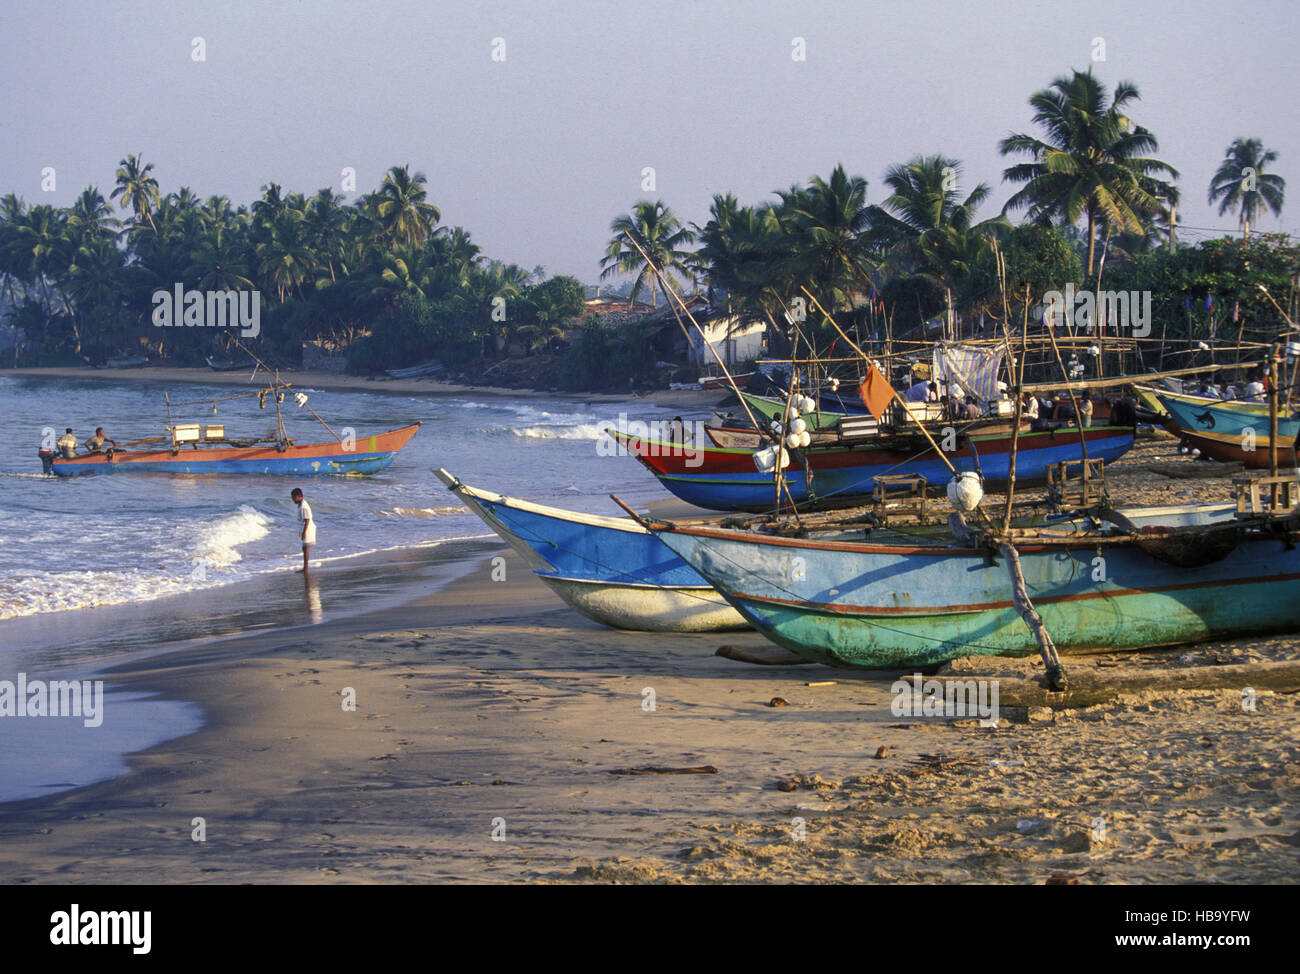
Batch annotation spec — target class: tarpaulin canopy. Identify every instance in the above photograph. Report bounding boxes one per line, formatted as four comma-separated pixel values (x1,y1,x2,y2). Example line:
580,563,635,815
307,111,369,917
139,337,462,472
932,342,1007,402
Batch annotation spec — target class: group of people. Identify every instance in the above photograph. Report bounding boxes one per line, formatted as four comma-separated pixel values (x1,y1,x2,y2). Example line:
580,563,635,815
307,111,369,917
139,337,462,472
903,375,1103,427
903,377,1002,423
55,427,116,458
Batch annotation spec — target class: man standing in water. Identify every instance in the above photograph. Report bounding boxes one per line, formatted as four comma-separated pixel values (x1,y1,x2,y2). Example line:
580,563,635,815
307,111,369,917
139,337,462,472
291,488,316,574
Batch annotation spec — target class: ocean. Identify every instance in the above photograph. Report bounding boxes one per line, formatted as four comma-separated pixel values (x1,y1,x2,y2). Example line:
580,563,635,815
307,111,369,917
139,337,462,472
0,372,690,801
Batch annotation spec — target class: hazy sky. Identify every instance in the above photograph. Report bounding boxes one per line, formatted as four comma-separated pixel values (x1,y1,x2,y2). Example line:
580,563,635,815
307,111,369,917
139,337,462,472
2,0,1295,282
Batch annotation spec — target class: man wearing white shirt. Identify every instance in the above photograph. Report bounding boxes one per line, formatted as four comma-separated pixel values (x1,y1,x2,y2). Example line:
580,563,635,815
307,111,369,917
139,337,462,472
291,488,316,575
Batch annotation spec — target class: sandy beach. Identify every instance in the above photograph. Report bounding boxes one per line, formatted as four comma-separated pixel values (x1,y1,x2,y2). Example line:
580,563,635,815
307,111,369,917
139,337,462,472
2,431,1297,884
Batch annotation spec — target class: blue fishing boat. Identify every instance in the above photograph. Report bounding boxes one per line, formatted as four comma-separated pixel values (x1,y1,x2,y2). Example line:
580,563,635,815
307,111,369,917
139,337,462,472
1146,386,1299,467
434,469,747,632
642,503,1300,668
610,422,1136,512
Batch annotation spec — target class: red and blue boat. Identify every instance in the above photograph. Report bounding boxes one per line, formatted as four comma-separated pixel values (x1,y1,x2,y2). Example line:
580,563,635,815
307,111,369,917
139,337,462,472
609,421,1136,512
47,423,421,477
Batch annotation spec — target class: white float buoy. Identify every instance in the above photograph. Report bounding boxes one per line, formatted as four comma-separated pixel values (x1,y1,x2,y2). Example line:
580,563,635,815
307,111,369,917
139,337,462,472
946,471,984,511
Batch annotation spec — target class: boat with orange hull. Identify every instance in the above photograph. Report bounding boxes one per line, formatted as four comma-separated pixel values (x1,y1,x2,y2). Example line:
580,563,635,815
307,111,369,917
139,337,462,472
1177,428,1298,468
47,423,422,477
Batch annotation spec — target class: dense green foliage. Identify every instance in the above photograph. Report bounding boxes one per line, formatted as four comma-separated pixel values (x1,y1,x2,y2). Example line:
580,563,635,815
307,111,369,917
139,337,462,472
0,162,586,370
1,67,1293,389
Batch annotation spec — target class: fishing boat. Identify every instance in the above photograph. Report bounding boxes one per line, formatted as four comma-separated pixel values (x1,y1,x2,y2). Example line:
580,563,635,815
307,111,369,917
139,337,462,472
205,355,241,371
609,420,1136,512
699,371,754,390
48,423,421,477
94,355,149,369
433,469,747,632
640,502,1300,668
704,423,837,450
385,361,443,379
43,351,422,476
740,390,848,431
1146,387,1299,467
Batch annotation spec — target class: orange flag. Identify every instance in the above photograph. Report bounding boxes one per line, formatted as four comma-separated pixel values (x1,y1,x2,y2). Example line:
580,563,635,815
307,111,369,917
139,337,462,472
858,362,894,421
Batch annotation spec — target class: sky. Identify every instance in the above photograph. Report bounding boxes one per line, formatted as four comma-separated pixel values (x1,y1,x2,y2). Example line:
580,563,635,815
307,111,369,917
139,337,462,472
1,0,1296,283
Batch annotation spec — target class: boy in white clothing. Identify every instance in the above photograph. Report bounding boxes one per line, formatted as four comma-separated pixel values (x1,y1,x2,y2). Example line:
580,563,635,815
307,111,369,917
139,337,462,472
291,488,316,575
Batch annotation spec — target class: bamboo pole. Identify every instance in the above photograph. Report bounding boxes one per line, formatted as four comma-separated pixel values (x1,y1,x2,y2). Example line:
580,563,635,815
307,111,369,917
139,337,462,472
621,232,768,437
1041,308,1091,463
1270,343,1280,477
799,286,960,478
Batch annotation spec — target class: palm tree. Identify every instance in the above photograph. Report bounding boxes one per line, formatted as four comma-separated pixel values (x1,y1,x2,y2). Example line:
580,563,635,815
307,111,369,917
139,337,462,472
67,187,120,245
304,188,349,283
782,165,876,316
376,165,440,246
999,69,1179,276
867,156,1004,336
190,224,254,293
110,154,160,234
600,200,696,308
1208,138,1286,240
255,212,315,302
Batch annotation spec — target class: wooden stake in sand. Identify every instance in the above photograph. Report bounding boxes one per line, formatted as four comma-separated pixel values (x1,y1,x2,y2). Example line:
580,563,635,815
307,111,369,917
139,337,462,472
950,512,1068,692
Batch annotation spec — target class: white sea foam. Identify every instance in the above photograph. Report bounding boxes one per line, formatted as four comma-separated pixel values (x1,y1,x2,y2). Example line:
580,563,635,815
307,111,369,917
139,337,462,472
192,504,273,568
0,504,274,620
377,506,466,518
509,423,606,440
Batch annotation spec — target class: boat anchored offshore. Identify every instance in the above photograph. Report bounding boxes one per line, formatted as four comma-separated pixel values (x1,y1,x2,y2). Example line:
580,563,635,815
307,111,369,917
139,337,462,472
40,368,421,477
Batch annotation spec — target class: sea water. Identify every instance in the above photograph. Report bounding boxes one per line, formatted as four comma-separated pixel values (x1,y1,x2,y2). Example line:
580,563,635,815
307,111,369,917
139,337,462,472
0,372,685,801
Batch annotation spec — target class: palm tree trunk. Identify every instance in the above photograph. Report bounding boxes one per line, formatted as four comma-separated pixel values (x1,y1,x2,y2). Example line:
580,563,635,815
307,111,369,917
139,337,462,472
1086,210,1096,278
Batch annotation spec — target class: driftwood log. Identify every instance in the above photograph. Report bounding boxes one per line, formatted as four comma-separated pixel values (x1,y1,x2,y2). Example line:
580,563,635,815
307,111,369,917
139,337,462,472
715,644,815,665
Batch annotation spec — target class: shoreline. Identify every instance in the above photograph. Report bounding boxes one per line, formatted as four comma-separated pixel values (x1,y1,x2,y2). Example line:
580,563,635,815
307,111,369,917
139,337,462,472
0,364,733,410
2,537,1297,883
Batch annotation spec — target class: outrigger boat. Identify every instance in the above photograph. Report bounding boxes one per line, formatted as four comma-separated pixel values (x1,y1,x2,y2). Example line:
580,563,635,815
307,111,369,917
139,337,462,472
638,500,1300,668
47,423,421,477
42,359,421,477
610,419,1135,512
1145,386,1299,467
434,468,747,632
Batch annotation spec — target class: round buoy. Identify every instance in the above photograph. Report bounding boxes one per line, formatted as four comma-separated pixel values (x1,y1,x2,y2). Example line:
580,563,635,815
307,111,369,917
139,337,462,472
947,471,984,511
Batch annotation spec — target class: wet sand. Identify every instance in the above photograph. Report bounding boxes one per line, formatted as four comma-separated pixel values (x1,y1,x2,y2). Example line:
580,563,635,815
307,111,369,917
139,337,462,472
1,435,1297,884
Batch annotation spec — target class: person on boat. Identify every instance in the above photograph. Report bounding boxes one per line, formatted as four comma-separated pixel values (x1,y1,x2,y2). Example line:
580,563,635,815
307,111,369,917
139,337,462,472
291,488,316,575
1079,396,1094,427
57,428,77,458
905,379,931,403
1024,393,1040,420
85,427,117,453
963,397,982,421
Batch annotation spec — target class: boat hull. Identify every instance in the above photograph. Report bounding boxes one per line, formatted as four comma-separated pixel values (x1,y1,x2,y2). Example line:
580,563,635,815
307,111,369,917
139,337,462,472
50,424,421,477
434,469,747,632
1153,388,1299,442
652,510,1300,668
1179,428,1299,468
740,392,844,431
612,424,1136,512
